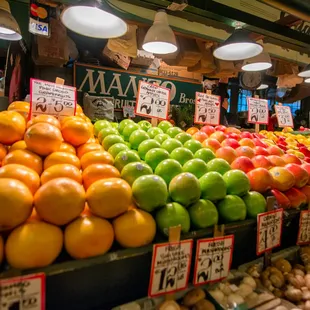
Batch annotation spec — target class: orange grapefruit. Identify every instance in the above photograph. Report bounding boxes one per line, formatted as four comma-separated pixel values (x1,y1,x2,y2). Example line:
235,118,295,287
41,164,82,185
80,150,114,170
0,111,26,145
58,142,76,155
9,140,27,152
0,143,7,163
77,143,103,159
43,152,80,170
61,119,92,147
27,115,60,129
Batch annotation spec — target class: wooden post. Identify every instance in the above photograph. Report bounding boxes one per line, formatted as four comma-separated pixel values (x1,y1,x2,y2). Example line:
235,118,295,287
152,82,160,127
254,95,260,133
206,90,212,95
55,77,65,85
264,196,276,267
214,224,224,237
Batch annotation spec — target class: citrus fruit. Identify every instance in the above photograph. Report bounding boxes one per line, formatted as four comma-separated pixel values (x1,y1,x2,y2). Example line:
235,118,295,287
113,209,156,248
102,134,124,151
154,133,170,144
158,120,173,133
0,111,26,145
5,220,63,269
188,199,218,229
156,202,190,236
44,152,81,170
64,215,114,259
9,141,27,152
34,178,85,225
155,159,183,185
41,164,82,185
175,133,192,144
206,158,231,175
161,138,182,153
114,150,140,172
0,164,40,194
98,127,119,143
0,178,33,231
86,178,132,218
199,171,226,201
166,127,183,138
27,115,60,129
147,127,163,138
108,143,129,158
76,142,103,159
119,119,134,134
217,195,247,223
24,122,63,156
82,163,120,189
59,142,76,154
138,139,161,160
194,148,215,163
94,120,111,136
138,120,152,131
223,170,250,196
7,101,29,119
170,147,194,165
121,162,153,186
184,140,202,154
3,149,43,175
0,143,7,162
183,159,208,179
61,119,92,147
60,115,84,128
129,130,150,150
169,172,200,207
122,123,140,141
80,150,114,170
243,191,266,218
145,148,170,171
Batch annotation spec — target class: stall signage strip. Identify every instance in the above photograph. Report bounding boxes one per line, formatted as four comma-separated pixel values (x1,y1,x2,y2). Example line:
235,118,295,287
148,240,193,297
193,235,234,286
257,209,283,256
275,105,294,128
0,273,45,310
297,210,310,245
30,78,76,120
194,92,221,125
247,97,269,125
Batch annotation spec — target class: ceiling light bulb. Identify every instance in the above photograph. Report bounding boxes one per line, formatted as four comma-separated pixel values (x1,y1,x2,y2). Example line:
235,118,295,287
298,64,310,78
213,28,263,61
142,10,177,55
242,52,272,71
257,84,269,90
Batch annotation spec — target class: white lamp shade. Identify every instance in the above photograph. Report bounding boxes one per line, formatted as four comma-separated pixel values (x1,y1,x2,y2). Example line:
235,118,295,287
242,52,272,71
0,0,21,41
257,84,269,90
298,65,310,78
142,10,177,54
305,78,310,83
60,5,127,39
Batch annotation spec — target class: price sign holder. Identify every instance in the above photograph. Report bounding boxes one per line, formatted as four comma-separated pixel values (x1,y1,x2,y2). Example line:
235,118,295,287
297,207,310,245
247,95,269,133
275,104,294,128
0,273,45,310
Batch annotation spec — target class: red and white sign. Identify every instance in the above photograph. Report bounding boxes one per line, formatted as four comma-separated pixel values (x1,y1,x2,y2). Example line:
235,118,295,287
275,105,294,128
193,235,234,286
148,240,193,297
247,97,269,125
30,78,76,120
0,273,45,310
135,81,170,120
194,92,221,125
257,209,283,256
297,210,310,245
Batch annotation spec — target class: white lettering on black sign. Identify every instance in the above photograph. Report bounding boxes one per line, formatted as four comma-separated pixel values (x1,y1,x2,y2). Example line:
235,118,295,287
247,97,269,125
194,92,220,125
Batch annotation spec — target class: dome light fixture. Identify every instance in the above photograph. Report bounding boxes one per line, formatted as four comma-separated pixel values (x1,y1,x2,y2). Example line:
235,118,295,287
257,84,269,90
142,10,177,55
0,0,22,41
242,52,272,71
60,0,127,39
213,28,263,61
305,78,310,83
298,64,310,78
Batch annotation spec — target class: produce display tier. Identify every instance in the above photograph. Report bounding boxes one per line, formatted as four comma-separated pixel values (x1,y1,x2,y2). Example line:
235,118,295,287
0,209,300,310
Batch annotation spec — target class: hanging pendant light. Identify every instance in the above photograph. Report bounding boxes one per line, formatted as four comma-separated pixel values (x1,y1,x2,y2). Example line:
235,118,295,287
60,0,127,39
257,84,269,90
242,52,272,71
142,10,177,55
0,0,22,41
298,64,310,78
305,78,310,83
213,28,263,61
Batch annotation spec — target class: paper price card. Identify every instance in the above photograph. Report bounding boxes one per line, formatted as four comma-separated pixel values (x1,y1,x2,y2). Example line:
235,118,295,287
123,105,135,118
135,81,170,120
257,209,283,256
247,97,269,125
297,211,310,245
193,235,234,286
30,78,76,120
194,92,221,125
0,273,45,310
148,240,193,297
275,105,294,128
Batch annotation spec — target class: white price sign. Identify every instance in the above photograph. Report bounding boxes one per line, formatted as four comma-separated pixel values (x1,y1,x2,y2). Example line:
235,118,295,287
123,105,135,118
275,105,294,128
257,209,283,256
136,81,170,120
193,235,234,286
0,273,45,310
297,210,310,245
30,78,76,120
247,97,269,125
148,240,193,297
194,92,221,125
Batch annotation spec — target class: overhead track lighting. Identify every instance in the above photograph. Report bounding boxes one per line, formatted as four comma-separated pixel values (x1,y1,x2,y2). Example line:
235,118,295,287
242,52,272,71
0,0,22,41
142,10,177,55
257,84,269,90
298,64,310,78
60,0,127,39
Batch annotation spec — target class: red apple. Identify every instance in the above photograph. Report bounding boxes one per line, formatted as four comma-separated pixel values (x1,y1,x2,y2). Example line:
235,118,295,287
215,146,237,164
221,138,240,149
247,168,273,193
282,154,302,165
253,138,268,148
304,157,310,164
252,155,273,169
240,131,254,139
254,146,269,156
253,133,265,139
268,155,286,167
300,185,310,203
277,144,287,151
267,145,285,156
200,125,215,136
301,163,310,184
236,146,255,159
215,125,226,132
271,189,291,209
231,156,255,173
283,187,307,208
286,163,309,188
226,132,241,141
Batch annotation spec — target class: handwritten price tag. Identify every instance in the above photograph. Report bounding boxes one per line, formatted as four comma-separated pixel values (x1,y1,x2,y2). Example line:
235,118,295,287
123,105,135,118
194,92,221,125
257,209,283,256
0,273,45,310
30,78,76,120
148,240,193,297
275,105,294,128
193,235,234,286
247,97,269,125
136,81,170,120
297,210,310,245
